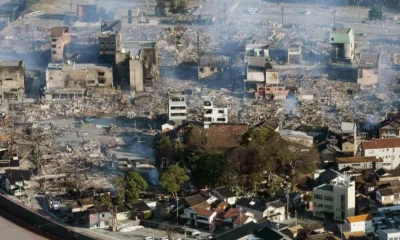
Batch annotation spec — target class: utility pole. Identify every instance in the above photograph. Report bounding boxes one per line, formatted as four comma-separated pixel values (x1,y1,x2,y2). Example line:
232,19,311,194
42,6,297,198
333,9,337,27
286,193,290,220
281,4,284,26
239,207,243,226
381,6,384,34
176,198,179,224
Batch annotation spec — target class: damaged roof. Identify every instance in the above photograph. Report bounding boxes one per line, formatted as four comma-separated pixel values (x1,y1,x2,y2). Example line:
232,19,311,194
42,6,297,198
359,53,380,68
51,26,69,38
199,54,230,67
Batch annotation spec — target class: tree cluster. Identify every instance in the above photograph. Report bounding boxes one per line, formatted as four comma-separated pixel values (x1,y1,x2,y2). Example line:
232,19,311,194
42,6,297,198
368,5,383,23
112,172,147,206
169,0,188,14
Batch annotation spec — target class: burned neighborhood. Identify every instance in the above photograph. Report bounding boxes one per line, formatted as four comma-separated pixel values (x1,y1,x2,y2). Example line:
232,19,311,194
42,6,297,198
1,0,400,239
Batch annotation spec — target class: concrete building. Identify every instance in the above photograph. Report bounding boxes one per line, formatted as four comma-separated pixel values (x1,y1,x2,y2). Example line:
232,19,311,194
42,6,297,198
313,175,355,222
287,41,303,64
361,138,400,169
99,20,121,63
198,54,230,80
114,8,140,25
256,83,288,99
168,91,186,124
115,41,159,92
244,44,269,62
329,28,355,62
346,214,373,234
335,156,383,171
203,96,228,128
45,62,113,99
77,5,99,22
357,52,381,85
378,228,400,240
88,205,111,229
0,60,25,99
50,27,71,63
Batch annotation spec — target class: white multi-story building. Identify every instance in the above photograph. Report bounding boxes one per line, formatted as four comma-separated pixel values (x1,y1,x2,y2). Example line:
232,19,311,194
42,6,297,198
361,138,400,170
346,214,373,234
168,92,186,124
203,96,228,128
313,175,355,222
378,228,400,240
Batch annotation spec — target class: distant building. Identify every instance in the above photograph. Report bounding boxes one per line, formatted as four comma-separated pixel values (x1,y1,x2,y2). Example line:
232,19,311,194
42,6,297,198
168,91,186,124
380,115,400,138
114,8,140,25
99,20,122,63
235,198,286,222
362,138,400,169
88,205,111,229
357,52,381,85
77,5,99,22
244,44,269,62
198,54,230,81
202,96,228,128
279,130,313,147
345,214,373,234
0,60,25,99
212,187,236,205
329,28,354,62
335,156,383,171
50,27,71,62
287,41,303,64
115,41,159,92
313,175,355,222
45,62,113,99
378,228,400,240
256,83,288,99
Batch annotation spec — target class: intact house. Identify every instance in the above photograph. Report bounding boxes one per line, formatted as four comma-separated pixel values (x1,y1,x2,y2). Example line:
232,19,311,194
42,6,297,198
203,96,228,128
0,60,25,99
335,156,383,171
88,204,111,229
235,198,286,222
329,28,354,63
198,54,231,81
0,169,30,196
50,27,71,63
45,62,113,100
212,187,236,205
357,52,381,86
380,114,400,138
375,188,400,206
313,175,355,222
378,228,400,240
99,20,122,63
115,41,159,93
361,138,400,170
344,214,373,234
374,168,400,182
180,194,216,229
130,201,152,219
222,207,256,229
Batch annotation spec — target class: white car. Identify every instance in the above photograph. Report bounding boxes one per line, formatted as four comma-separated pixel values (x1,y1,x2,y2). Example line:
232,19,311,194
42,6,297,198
392,16,398,20
160,238,168,240
305,10,311,15
143,237,153,240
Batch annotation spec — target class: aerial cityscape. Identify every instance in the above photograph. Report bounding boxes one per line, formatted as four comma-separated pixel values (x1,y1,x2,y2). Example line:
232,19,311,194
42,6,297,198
0,0,400,239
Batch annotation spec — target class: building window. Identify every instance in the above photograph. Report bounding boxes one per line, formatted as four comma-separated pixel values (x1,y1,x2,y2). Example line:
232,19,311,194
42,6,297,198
205,109,212,114
88,80,95,84
217,118,226,121
52,38,57,42
51,45,56,48
98,79,106,84
98,72,105,76
171,106,186,110
331,38,334,41
210,67,215,72
218,110,224,114
101,214,105,218
5,78,12,81
199,67,204,73
52,51,57,54
204,117,212,122
324,196,333,201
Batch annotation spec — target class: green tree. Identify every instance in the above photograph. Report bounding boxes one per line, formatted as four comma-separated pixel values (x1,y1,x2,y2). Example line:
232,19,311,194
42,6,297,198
124,172,148,205
99,194,112,208
114,176,125,205
176,0,188,14
156,0,166,16
186,126,207,153
156,134,173,159
368,5,383,23
160,165,189,198
191,153,226,187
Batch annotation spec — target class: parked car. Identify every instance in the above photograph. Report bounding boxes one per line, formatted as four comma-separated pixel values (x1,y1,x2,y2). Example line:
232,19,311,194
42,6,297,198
187,230,200,237
160,238,168,240
143,237,153,240
304,10,311,15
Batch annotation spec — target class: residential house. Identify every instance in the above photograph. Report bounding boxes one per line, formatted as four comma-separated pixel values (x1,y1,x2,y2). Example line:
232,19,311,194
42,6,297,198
345,214,373,233
198,54,231,81
114,205,132,221
0,60,25,99
374,168,400,182
78,197,95,211
88,204,111,229
223,207,255,228
357,52,380,85
376,188,399,206
313,175,355,222
329,28,355,62
45,62,113,100
377,228,400,240
130,201,152,219
180,194,216,229
233,214,255,228
318,143,341,166
50,27,71,62
212,187,236,205
380,114,400,138
244,44,269,62
235,198,286,222
361,138,400,169
342,139,355,154
335,156,383,171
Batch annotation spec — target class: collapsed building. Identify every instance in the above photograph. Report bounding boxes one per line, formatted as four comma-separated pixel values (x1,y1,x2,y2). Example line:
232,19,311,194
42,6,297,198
357,52,381,86
115,41,159,92
45,62,113,99
287,40,303,64
99,20,122,63
50,27,71,63
0,60,25,100
329,28,354,63
198,54,231,81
